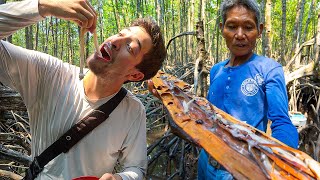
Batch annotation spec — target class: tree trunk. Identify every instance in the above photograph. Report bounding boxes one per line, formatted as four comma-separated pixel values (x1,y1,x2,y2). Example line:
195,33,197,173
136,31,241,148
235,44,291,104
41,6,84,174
34,23,39,50
156,0,164,44
98,0,104,43
297,0,306,46
51,18,55,55
280,0,286,65
291,0,304,59
314,11,320,77
43,18,50,53
302,0,315,43
156,0,160,25
160,0,165,28
25,27,29,49
60,25,65,60
186,0,190,64
25,26,33,50
171,1,176,62
197,0,202,21
265,0,272,57
205,1,210,58
215,0,221,64
183,1,188,65
67,21,73,64
54,18,58,57
202,0,207,63
188,0,195,60
112,0,120,32
294,0,306,68
136,0,142,18
164,0,168,63
179,0,184,65
260,0,266,56
195,21,209,97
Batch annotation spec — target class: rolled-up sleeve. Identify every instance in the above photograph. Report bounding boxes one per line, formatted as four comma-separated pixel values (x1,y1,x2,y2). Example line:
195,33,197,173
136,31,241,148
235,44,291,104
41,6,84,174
0,0,44,40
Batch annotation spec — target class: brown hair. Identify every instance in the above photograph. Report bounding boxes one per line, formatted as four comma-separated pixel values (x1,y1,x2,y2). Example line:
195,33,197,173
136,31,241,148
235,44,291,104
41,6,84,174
131,18,166,81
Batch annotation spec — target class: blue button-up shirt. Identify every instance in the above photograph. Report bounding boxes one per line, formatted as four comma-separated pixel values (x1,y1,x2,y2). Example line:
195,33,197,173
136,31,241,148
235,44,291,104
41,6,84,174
207,54,298,148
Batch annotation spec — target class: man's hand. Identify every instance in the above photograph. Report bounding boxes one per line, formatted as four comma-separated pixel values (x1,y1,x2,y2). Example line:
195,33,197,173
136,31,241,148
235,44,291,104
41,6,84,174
147,80,161,99
99,173,122,180
38,0,97,32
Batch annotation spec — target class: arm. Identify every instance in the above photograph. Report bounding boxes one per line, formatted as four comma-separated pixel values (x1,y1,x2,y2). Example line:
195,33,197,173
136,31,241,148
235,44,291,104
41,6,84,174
0,0,97,102
0,0,44,39
265,66,298,148
0,0,96,40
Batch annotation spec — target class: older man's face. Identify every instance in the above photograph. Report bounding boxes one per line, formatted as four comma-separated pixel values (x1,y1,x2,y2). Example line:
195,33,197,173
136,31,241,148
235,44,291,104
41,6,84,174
221,5,262,58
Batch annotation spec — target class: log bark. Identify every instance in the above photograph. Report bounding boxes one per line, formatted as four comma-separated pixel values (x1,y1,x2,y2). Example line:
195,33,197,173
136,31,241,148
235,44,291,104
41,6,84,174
265,0,272,57
152,71,320,179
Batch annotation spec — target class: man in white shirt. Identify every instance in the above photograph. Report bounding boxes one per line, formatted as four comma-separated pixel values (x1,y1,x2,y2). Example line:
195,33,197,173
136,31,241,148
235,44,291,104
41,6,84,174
0,0,166,179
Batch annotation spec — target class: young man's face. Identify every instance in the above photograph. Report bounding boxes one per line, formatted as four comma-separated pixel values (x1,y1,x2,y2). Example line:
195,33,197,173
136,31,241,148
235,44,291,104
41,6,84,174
220,5,263,58
87,26,152,82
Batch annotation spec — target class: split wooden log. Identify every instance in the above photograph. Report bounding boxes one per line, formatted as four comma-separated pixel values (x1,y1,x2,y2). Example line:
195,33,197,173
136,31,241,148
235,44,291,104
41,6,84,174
152,71,320,180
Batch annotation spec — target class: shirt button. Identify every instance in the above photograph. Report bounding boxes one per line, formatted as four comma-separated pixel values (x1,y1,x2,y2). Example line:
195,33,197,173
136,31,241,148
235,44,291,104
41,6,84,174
228,77,231,80
226,86,229,89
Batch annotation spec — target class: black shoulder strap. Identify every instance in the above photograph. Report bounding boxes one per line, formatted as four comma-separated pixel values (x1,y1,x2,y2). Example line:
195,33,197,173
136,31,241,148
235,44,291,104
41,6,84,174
23,87,127,180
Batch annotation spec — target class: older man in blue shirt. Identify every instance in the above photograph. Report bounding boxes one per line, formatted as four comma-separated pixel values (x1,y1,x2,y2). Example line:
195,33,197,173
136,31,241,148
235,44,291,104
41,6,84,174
197,0,298,179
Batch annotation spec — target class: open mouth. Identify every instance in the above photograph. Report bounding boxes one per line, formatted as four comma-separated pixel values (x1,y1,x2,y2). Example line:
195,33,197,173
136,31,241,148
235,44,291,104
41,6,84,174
99,42,111,62
235,43,246,48
235,42,246,48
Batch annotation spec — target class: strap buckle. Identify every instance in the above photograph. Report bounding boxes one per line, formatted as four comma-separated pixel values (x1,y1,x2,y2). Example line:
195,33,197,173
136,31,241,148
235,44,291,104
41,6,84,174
208,156,221,169
24,156,44,180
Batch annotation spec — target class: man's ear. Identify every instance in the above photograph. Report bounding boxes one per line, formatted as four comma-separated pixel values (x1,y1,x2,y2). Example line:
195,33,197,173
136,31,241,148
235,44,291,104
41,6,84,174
219,22,224,37
219,22,223,30
258,23,264,38
127,71,144,82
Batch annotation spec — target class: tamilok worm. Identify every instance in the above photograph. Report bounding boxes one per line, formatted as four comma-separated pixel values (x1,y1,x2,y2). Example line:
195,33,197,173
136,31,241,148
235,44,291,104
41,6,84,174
79,28,102,79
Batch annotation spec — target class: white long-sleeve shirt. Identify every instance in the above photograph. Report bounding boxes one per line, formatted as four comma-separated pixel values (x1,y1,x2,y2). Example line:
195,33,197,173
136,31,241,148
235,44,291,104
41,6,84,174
0,0,147,179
